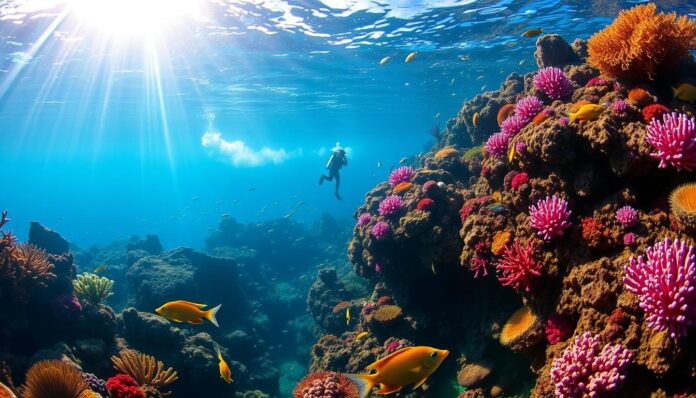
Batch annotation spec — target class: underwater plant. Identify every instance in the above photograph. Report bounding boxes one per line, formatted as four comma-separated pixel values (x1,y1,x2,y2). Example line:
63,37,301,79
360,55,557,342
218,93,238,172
378,195,403,217
111,350,178,396
496,241,541,292
587,3,696,81
22,360,89,398
550,332,632,398
293,372,359,398
645,112,696,172
533,67,573,100
485,132,509,158
529,195,572,241
624,238,696,338
73,273,114,304
388,166,414,186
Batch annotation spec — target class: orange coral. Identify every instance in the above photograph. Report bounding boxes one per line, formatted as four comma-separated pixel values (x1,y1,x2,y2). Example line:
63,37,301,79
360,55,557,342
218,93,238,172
670,183,696,229
491,231,512,256
373,304,402,323
531,112,549,125
497,104,515,126
587,3,696,81
0,242,54,303
22,360,88,398
627,88,654,107
392,182,413,194
434,147,458,160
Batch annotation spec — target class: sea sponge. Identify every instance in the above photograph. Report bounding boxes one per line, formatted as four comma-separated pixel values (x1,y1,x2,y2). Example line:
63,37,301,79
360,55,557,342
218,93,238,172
111,350,178,396
670,183,696,229
627,88,654,107
497,104,515,126
416,198,435,211
293,372,359,398
587,3,696,81
373,304,402,323
545,315,574,344
73,273,114,304
642,104,670,123
22,360,88,398
392,182,413,195
462,146,483,161
457,362,492,387
434,146,458,160
499,306,544,352
490,231,512,256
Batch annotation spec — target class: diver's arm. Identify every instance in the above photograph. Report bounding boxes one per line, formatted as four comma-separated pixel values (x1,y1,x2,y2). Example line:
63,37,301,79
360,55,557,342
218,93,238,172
326,154,335,169
343,156,348,166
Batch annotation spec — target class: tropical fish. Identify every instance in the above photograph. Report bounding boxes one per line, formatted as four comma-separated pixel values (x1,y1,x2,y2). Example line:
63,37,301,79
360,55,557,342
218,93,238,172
568,104,605,124
399,157,408,164
508,144,516,162
431,262,437,276
434,112,440,119
522,28,544,37
93,264,108,273
380,56,391,66
673,83,696,103
377,160,382,168
472,112,479,127
519,60,526,65
346,307,351,325
155,300,222,327
458,54,470,61
489,204,507,214
191,196,199,201
450,78,455,85
405,51,417,63
356,331,369,340
217,349,232,384
345,346,449,397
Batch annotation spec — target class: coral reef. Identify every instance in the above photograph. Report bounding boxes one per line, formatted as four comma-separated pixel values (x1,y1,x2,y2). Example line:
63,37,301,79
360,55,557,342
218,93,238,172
292,372,359,398
111,350,178,396
73,273,114,304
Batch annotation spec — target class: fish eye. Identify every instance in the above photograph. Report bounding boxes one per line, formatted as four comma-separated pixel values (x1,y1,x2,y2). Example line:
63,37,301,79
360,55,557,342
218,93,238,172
430,352,438,358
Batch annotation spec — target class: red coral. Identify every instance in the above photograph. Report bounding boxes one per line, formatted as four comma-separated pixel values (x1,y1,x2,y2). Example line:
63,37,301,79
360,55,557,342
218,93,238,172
417,198,435,211
106,374,144,398
496,241,542,292
511,172,528,189
471,256,490,278
545,315,574,344
581,217,608,248
642,103,670,123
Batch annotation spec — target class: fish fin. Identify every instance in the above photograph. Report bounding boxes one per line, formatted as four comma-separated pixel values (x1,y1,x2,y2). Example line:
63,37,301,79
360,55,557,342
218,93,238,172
366,347,412,371
171,300,208,308
412,375,430,389
205,304,222,327
672,86,678,97
343,373,376,398
187,318,204,324
568,111,577,124
217,348,223,361
377,384,403,394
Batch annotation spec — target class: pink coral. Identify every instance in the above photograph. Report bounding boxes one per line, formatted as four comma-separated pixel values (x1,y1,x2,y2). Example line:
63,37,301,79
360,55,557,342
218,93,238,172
511,172,528,190
416,198,434,211
645,112,696,171
496,241,541,292
422,180,437,196
385,340,401,353
533,67,573,100
550,332,632,398
471,256,490,278
529,195,572,241
378,195,403,217
357,213,372,226
623,237,696,338
615,206,639,228
585,77,610,88
545,315,574,344
514,96,545,124
623,232,637,246
371,222,390,240
611,99,628,114
501,114,526,137
388,166,415,186
485,131,510,158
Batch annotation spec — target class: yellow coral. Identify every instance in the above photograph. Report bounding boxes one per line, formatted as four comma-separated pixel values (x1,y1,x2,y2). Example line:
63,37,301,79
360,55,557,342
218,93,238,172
500,306,538,347
434,147,458,160
670,183,696,230
22,360,88,398
462,146,483,161
392,182,413,195
73,273,114,304
587,3,696,81
491,231,512,256
111,350,178,396
373,305,402,323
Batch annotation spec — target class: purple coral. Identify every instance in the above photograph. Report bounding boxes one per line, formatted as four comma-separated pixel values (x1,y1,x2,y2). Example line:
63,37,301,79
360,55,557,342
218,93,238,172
83,373,109,397
388,166,415,186
623,232,637,246
357,213,372,226
645,112,696,172
623,238,696,338
485,131,510,158
514,96,545,124
371,221,391,240
533,67,573,100
529,195,572,241
550,332,632,398
378,195,403,217
615,206,639,228
612,99,628,114
501,114,526,137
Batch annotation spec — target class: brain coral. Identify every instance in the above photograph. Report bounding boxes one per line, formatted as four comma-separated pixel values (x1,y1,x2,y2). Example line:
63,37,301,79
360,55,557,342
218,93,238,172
587,3,696,81
670,183,696,229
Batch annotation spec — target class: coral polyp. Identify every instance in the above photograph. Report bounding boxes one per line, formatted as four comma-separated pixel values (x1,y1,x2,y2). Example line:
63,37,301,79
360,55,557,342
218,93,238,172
378,195,403,217
293,372,359,398
485,132,510,158
496,241,541,292
533,67,573,100
645,112,696,172
529,195,572,241
388,166,415,186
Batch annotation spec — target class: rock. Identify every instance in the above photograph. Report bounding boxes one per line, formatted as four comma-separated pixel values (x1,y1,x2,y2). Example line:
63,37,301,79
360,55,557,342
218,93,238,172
28,221,69,255
571,38,588,61
534,34,577,68
126,235,163,255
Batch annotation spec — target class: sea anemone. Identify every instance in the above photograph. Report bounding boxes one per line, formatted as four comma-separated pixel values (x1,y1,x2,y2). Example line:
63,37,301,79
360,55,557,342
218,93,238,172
624,237,696,338
645,112,696,171
434,147,458,160
511,172,528,190
670,183,696,229
642,103,670,123
388,166,415,186
545,315,574,344
623,232,637,246
497,104,516,126
22,360,88,398
551,332,632,398
499,306,543,352
501,114,526,137
392,182,413,195
496,241,542,292
615,206,639,228
514,96,545,124
416,198,435,211
533,67,573,100
529,195,572,241
627,88,655,107
378,195,403,217
587,3,696,81
293,372,359,398
373,304,402,323
485,132,510,158
371,222,391,240
490,231,512,256
357,213,371,226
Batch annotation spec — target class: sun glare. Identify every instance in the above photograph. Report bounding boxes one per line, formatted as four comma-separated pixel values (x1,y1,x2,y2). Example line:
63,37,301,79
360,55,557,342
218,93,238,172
67,0,201,37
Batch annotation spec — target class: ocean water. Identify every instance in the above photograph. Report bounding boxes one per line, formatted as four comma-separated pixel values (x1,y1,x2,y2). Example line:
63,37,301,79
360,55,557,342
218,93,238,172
2,1,696,398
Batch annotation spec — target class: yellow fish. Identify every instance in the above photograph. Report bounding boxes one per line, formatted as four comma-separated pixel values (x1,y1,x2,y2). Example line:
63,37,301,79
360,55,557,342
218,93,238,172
346,307,351,325
508,144,516,162
380,56,391,66
405,51,417,63
155,300,222,327
93,264,108,273
345,346,449,397
673,83,696,103
472,112,479,127
568,104,605,124
356,331,369,340
217,349,232,384
522,28,544,37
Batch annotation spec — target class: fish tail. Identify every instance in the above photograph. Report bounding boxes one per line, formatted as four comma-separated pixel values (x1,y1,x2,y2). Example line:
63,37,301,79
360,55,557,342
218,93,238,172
568,111,577,124
343,373,376,398
206,304,222,327
672,86,678,98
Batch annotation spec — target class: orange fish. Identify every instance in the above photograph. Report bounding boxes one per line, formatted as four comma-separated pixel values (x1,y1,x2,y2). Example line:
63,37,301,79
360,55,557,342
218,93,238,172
345,346,449,397
217,348,232,384
155,300,221,327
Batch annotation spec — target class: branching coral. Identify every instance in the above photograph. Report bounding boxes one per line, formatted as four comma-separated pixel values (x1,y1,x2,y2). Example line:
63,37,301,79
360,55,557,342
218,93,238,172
293,372,359,398
1,240,55,303
106,375,144,398
111,350,178,396
73,273,114,304
496,241,541,292
22,360,89,398
587,3,696,81
645,112,696,172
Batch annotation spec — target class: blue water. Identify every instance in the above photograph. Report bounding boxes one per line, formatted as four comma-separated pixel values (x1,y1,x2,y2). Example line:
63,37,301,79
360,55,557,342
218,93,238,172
1,0,693,248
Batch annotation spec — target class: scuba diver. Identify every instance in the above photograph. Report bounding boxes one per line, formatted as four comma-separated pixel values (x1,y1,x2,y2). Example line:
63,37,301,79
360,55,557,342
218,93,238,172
319,143,347,200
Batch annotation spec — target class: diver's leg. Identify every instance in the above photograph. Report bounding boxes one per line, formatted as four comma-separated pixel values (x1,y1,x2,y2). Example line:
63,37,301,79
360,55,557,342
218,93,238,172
334,172,342,200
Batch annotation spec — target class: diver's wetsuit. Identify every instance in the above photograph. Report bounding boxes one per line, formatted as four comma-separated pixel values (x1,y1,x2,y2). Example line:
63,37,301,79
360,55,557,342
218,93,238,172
319,149,347,200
